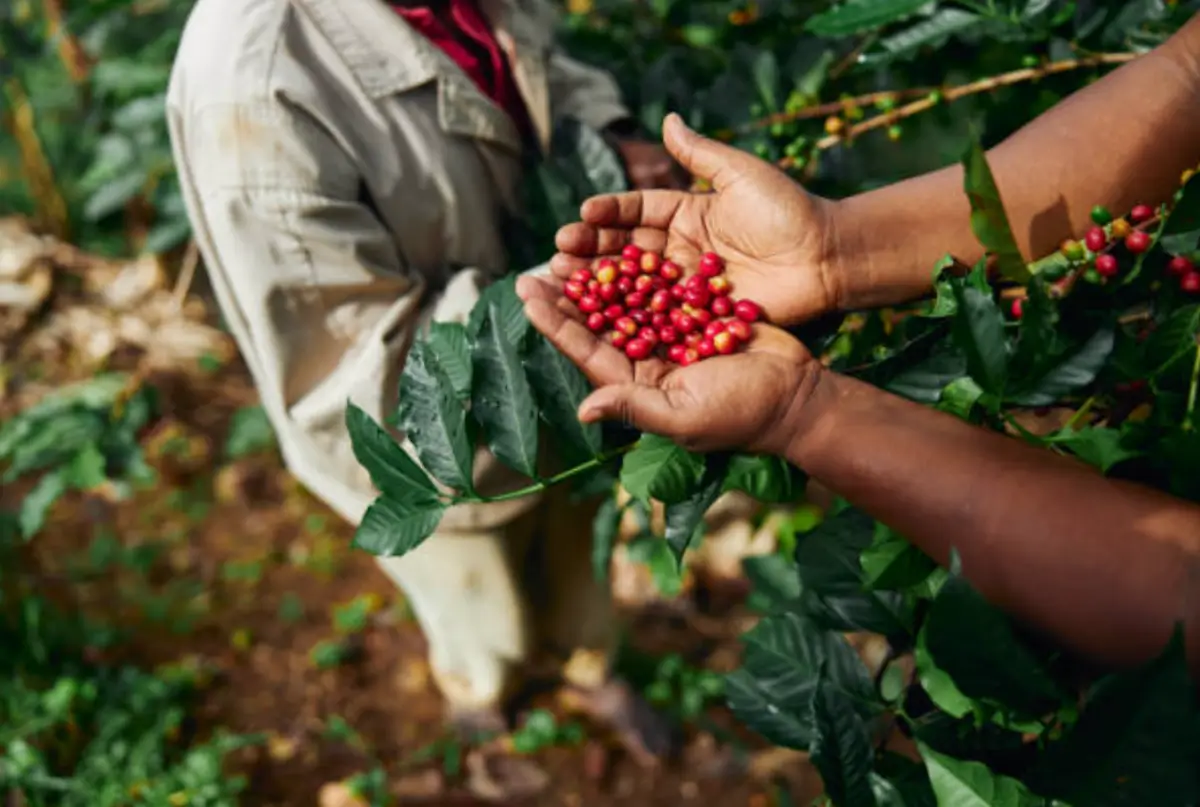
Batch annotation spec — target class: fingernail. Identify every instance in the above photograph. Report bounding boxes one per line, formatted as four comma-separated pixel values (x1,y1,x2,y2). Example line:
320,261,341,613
515,276,533,300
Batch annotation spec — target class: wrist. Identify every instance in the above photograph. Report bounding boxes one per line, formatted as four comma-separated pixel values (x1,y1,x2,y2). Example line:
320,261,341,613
769,364,841,465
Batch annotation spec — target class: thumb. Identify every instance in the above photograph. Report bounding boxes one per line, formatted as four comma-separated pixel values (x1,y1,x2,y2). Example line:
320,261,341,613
578,383,679,435
662,112,753,191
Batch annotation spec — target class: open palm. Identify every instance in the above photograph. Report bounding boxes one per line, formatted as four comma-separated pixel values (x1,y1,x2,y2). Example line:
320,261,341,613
549,113,840,327
516,276,819,457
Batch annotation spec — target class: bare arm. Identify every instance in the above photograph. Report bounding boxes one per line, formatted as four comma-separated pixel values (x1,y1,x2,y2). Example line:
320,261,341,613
830,13,1200,311
786,368,1200,676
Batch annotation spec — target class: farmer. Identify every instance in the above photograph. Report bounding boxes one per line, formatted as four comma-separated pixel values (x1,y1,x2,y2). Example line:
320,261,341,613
165,0,697,756
522,12,1200,678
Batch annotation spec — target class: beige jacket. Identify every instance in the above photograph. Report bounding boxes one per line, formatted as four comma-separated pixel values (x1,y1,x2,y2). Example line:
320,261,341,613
166,0,630,529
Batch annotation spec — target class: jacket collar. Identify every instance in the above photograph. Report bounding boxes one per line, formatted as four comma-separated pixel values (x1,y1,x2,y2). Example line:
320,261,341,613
292,0,551,154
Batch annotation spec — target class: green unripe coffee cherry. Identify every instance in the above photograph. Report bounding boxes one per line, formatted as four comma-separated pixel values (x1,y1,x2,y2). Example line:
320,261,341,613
1084,267,1103,284
1090,205,1113,226
887,124,903,142
770,122,784,137
1061,239,1085,261
1022,54,1039,68
928,89,944,104
754,143,769,157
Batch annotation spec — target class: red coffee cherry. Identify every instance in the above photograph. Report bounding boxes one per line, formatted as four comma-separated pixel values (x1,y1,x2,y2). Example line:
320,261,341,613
692,309,712,327
676,313,698,334
610,331,629,349
660,260,682,282
678,348,701,366
670,284,687,302
725,319,752,342
667,344,688,363
640,251,661,274
713,331,737,355
651,312,669,329
619,258,640,278
564,280,585,302
1084,227,1107,253
613,316,638,336
697,338,717,358
1095,254,1119,277
711,296,733,317
1183,272,1200,294
629,309,651,326
586,312,607,332
603,304,624,322
1010,298,1023,319
598,282,619,302
685,288,712,310
625,338,652,361
1168,255,1195,276
734,299,762,323
595,262,617,284
658,325,680,345
704,320,726,339
579,295,602,314
699,251,724,277
616,276,634,294
634,274,656,293
708,275,732,296
649,289,672,313
638,327,659,347
1130,204,1154,224
1125,231,1151,254
621,244,644,262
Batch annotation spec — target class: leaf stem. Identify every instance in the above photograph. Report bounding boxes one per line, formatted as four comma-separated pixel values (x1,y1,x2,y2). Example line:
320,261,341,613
459,442,637,504
1184,341,1200,432
1063,396,1096,432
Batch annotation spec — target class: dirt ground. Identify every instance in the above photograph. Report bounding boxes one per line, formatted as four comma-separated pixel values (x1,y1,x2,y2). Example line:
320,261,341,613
0,220,825,806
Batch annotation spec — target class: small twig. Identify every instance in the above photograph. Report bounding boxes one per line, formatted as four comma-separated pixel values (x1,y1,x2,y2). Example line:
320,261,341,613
171,240,200,312
736,88,934,134
1185,340,1200,432
779,52,1137,165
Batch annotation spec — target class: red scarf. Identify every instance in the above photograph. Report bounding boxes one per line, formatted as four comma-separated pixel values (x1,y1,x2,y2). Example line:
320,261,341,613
392,1,534,141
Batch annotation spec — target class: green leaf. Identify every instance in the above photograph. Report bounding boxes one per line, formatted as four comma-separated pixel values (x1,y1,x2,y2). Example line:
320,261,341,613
923,560,1066,716
752,50,779,112
591,496,622,583
352,496,447,558
795,508,913,636
620,434,705,504
426,322,473,402
1008,326,1115,407
861,9,984,64
726,610,878,750
860,526,937,592
64,443,108,490
662,456,727,564
524,334,602,464
1043,425,1142,473
937,376,984,418
914,624,976,720
1144,304,1200,377
806,0,933,37
743,552,803,612
1027,627,1200,807
142,216,192,255
918,743,1042,807
19,469,67,539
345,403,441,508
1159,171,1200,255
398,340,476,492
1010,278,1058,381
83,170,148,222
225,405,277,459
722,454,806,503
884,346,969,404
680,24,719,47
471,302,541,479
961,139,1030,284
949,279,1010,396
809,678,878,807
467,275,529,346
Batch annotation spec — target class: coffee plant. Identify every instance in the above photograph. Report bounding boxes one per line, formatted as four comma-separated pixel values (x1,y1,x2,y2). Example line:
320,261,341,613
345,3,1200,804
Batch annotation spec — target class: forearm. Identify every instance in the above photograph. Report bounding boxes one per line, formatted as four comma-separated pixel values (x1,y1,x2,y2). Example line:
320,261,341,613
785,369,1200,675
829,14,1200,311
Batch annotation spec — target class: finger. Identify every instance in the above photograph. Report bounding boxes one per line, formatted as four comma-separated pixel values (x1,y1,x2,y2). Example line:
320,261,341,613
516,274,582,321
579,191,686,231
578,383,681,435
661,112,757,192
523,297,633,386
549,251,594,278
554,223,669,259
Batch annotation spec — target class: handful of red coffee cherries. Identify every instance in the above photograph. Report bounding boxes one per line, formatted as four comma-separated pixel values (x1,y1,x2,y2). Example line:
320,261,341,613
561,246,761,366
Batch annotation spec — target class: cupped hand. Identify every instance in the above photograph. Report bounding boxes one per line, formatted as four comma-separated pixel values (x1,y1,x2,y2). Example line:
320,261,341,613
515,275,823,457
550,113,842,327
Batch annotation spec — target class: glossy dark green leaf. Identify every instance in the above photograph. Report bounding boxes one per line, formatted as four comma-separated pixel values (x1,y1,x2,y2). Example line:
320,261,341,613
806,0,932,36
722,453,807,503
884,346,969,404
662,456,727,564
795,507,913,636
923,559,1066,716
397,341,476,493
1027,627,1200,807
809,677,878,807
1008,326,1115,407
620,434,705,504
743,552,803,613
726,610,878,750
472,301,541,479
949,279,1010,397
936,376,984,419
1043,425,1142,473
590,496,622,583
1144,305,1200,377
961,139,1030,284
919,743,1042,807
860,526,937,592
1159,172,1200,255
346,403,441,507
426,322,472,402
351,496,446,558
1010,277,1058,381
524,333,603,464
861,8,984,64
467,275,529,347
